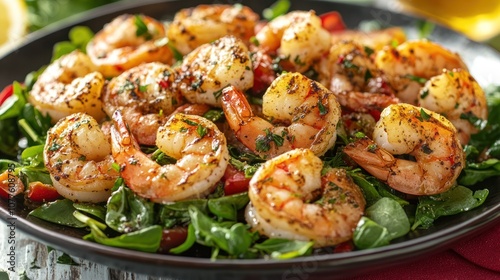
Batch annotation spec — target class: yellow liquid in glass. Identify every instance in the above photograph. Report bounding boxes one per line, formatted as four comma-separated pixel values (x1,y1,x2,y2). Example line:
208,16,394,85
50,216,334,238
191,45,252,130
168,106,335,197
399,0,500,41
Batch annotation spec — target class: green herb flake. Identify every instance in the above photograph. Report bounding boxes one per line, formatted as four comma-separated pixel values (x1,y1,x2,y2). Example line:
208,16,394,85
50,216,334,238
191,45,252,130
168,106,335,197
197,124,208,138
134,15,152,40
364,46,374,56
138,84,149,93
318,100,328,116
111,162,121,172
420,88,430,99
119,80,135,94
417,20,435,39
48,142,61,151
182,119,199,127
404,74,427,84
367,144,378,153
263,0,291,21
364,69,373,82
419,108,431,121
250,36,260,46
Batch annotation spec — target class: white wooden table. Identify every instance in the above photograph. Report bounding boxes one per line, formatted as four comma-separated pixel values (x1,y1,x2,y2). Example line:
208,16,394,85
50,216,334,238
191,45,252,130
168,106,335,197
0,222,172,280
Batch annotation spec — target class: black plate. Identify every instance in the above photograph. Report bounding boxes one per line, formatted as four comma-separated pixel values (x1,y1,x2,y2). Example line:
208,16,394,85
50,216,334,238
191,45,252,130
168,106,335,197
1,0,500,279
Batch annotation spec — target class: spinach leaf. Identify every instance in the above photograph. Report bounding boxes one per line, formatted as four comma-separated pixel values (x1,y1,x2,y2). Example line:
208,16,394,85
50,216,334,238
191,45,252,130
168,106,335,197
188,205,253,258
353,217,391,249
459,158,500,186
105,184,155,233
207,192,249,221
18,104,51,145
159,199,209,228
0,118,19,157
348,170,408,207
29,199,86,228
52,26,95,60
468,85,500,153
412,185,489,230
365,197,410,239
253,239,314,259
159,192,250,227
0,82,27,121
75,211,162,253
263,0,291,21
73,203,106,221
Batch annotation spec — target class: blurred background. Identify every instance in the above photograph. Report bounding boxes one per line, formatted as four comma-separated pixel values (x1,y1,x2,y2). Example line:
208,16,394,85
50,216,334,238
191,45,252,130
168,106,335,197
1,0,500,53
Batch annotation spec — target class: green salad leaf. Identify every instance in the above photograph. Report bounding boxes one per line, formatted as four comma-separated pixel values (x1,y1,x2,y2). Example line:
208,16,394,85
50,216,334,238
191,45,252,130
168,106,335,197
105,183,155,233
29,199,86,228
412,185,489,230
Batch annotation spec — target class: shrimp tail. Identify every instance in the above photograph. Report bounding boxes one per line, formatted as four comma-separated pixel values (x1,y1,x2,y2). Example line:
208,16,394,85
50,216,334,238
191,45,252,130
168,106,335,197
344,137,393,181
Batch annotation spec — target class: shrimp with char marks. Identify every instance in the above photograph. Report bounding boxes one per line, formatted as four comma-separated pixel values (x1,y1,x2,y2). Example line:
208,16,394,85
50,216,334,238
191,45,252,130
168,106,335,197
255,10,332,73
221,72,341,158
29,50,106,123
110,111,229,203
44,113,119,203
318,40,399,113
86,14,173,78
344,103,465,195
167,4,259,56
375,39,468,104
102,62,184,146
246,148,366,247
174,35,254,107
418,68,488,145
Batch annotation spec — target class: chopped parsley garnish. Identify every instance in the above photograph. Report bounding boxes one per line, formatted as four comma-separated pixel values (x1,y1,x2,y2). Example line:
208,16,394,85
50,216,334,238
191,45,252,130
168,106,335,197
318,100,328,116
119,80,135,94
197,124,208,138
364,46,374,56
419,108,431,121
420,88,430,99
134,15,152,40
203,109,225,122
255,128,285,152
404,74,427,84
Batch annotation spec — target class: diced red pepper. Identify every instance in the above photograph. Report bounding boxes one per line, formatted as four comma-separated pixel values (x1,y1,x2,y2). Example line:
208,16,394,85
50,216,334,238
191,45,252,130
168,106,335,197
0,170,25,200
0,84,14,106
223,164,251,196
158,227,188,254
333,241,354,253
158,79,170,89
27,182,60,202
320,11,346,33
251,50,276,94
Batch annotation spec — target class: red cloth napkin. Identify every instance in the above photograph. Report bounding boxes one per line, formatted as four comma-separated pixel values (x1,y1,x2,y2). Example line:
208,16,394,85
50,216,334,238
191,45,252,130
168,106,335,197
350,222,500,279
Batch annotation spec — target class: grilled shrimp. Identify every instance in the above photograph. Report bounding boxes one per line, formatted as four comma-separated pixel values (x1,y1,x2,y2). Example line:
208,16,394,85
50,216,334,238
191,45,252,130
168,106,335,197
86,14,173,78
221,72,341,158
375,39,468,104
175,35,253,107
418,69,488,145
102,62,184,146
318,40,398,113
246,148,365,247
167,4,259,55
110,111,229,203
255,10,331,72
344,103,465,195
44,113,119,203
29,50,105,123
330,27,407,51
